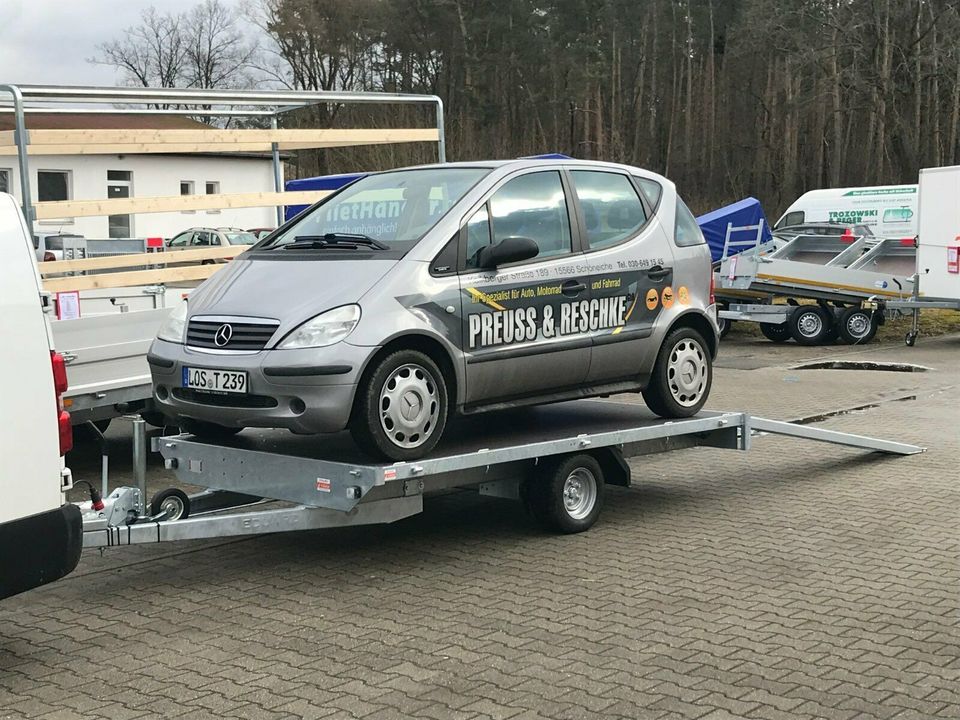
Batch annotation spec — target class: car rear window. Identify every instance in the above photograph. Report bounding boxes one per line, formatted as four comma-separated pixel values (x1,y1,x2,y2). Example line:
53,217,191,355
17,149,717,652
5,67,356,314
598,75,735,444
674,198,705,247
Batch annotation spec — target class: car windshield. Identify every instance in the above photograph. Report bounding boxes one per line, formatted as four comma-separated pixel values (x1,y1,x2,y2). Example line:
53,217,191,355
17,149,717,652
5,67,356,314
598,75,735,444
264,167,490,252
225,232,257,245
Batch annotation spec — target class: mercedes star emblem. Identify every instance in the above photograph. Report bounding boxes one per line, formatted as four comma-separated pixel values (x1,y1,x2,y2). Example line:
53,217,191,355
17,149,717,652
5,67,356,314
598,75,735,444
213,324,233,347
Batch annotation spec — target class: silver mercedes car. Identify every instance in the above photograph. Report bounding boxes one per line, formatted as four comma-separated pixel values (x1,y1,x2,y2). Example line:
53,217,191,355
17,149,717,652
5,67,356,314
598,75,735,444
149,159,718,460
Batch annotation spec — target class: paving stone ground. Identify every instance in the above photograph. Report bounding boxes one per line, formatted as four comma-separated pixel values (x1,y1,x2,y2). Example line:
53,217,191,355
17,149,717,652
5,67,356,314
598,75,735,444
2,334,958,719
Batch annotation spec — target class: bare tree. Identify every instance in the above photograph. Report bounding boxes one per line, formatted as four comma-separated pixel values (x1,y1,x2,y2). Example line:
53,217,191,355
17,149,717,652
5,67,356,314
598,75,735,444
91,7,186,89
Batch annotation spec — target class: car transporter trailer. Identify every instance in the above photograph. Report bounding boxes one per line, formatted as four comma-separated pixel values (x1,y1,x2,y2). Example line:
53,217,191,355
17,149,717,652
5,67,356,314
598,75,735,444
79,400,922,548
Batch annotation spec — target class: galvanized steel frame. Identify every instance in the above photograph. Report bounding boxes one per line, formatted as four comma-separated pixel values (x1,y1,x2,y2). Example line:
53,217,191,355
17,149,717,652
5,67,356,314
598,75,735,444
0,83,447,227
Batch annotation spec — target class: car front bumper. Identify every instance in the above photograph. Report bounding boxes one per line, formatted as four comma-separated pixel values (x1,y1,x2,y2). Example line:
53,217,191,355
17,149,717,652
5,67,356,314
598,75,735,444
148,338,378,434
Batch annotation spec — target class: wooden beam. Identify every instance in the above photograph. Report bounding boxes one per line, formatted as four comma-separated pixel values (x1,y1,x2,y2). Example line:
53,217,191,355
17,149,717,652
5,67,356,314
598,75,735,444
40,245,249,275
42,263,224,292
0,137,433,156
1,127,439,150
35,189,331,220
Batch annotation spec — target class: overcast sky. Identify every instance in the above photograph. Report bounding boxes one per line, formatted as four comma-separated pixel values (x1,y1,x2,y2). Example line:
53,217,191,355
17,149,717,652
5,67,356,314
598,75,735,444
0,0,230,86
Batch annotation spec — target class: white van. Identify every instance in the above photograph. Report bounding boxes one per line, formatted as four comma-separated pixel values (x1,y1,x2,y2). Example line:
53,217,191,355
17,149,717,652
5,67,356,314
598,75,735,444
774,185,919,238
0,193,82,600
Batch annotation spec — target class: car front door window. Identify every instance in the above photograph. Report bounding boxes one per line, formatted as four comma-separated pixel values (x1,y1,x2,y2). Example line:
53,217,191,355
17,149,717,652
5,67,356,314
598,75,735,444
488,171,572,263
169,232,191,248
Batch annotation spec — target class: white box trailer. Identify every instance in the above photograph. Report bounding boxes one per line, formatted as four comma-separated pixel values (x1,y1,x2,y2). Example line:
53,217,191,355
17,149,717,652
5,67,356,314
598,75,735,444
915,165,960,301
881,165,960,345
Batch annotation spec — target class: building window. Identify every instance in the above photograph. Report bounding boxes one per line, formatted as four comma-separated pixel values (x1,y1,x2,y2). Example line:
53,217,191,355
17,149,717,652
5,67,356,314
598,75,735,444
0,169,10,194
38,170,69,202
205,181,221,213
107,170,133,239
180,181,195,214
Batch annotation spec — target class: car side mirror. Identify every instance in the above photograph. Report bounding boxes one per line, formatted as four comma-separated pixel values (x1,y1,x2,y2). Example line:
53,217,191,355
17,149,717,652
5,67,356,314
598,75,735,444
477,236,539,269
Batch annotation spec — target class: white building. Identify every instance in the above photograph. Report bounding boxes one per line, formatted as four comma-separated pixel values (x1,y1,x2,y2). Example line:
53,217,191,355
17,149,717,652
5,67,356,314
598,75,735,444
0,113,277,239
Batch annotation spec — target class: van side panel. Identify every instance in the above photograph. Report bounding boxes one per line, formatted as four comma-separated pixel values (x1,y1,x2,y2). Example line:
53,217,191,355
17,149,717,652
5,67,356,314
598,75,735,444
0,193,62,524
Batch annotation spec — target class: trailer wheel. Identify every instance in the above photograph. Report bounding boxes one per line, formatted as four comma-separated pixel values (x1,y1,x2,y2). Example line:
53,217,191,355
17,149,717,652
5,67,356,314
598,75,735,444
788,306,833,345
905,331,918,347
716,303,732,339
528,454,605,533
838,307,878,344
151,488,190,521
759,322,791,343
642,327,712,418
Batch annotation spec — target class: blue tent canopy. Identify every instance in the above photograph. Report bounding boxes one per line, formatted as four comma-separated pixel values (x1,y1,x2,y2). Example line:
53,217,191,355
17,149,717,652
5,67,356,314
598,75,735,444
696,197,772,262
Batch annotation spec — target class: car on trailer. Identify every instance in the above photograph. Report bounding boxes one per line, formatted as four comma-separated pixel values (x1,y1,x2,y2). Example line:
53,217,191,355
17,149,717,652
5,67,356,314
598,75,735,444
149,159,719,461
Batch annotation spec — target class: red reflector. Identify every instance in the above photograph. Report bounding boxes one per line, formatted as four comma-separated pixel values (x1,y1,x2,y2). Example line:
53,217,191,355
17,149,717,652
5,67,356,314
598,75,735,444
51,351,69,395
840,228,856,243
146,236,164,248
899,238,914,246
43,251,56,262
58,410,73,455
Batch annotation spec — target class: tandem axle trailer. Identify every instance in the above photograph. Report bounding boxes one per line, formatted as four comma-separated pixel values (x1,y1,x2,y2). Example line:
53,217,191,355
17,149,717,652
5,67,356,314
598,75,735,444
79,400,922,548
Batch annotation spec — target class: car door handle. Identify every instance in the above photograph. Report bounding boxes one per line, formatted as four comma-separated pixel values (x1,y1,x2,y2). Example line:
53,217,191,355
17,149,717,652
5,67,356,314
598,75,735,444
647,266,671,281
561,280,587,296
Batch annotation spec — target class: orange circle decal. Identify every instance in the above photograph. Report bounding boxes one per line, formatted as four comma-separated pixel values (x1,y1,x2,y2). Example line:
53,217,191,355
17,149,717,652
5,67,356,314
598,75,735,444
645,288,659,310
677,286,690,305
661,286,675,309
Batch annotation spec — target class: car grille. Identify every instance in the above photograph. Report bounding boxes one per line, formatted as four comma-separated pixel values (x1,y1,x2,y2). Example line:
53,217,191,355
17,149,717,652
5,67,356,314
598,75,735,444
186,317,279,351
172,388,279,408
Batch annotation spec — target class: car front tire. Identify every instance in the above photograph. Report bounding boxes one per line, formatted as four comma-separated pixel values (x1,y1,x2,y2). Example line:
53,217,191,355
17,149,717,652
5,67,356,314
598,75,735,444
351,349,449,461
642,327,713,418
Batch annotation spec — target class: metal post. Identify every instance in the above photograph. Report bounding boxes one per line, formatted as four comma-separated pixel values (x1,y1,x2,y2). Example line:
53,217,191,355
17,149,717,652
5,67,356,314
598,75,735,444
131,417,147,515
0,85,34,226
270,115,284,227
101,454,109,499
435,98,446,163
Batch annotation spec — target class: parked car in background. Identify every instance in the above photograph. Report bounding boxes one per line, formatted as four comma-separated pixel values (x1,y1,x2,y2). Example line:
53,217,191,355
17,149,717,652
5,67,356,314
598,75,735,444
247,227,275,241
166,227,258,262
150,159,719,462
34,232,83,262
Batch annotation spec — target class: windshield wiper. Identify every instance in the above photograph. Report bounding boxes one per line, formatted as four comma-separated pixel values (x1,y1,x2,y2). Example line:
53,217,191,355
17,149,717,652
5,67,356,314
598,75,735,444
276,233,389,251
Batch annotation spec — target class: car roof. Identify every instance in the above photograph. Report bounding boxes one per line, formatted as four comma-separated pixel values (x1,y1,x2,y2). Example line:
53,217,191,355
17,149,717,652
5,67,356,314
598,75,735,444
387,158,670,183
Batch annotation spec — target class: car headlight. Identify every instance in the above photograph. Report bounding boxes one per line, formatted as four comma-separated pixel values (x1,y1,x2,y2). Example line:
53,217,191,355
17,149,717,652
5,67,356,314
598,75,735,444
277,305,361,349
157,300,188,343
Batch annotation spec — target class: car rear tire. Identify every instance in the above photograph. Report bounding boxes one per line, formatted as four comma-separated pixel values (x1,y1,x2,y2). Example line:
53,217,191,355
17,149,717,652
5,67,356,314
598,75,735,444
180,418,242,439
838,307,878,344
759,321,791,343
642,327,713,418
527,454,605,534
351,349,449,461
788,305,833,345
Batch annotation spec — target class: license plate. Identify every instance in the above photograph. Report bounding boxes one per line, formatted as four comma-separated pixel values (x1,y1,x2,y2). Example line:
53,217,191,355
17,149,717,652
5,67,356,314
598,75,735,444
182,367,247,394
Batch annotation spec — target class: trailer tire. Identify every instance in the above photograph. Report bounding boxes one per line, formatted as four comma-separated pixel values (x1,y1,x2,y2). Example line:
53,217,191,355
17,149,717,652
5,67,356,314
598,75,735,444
788,306,833,345
838,307,878,344
351,349,449,462
642,327,712,418
759,322,791,343
528,454,605,533
150,488,190,521
180,418,242,439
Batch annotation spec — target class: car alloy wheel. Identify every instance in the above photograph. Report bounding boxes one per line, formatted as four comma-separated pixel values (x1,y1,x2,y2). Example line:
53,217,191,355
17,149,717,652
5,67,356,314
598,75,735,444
378,363,440,449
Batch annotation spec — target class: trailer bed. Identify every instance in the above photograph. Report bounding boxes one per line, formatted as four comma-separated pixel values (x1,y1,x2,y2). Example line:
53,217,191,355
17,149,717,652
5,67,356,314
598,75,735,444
81,399,923,548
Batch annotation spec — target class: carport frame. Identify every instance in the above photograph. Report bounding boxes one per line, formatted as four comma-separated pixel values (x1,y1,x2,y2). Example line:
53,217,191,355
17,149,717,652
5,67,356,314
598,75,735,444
0,83,446,227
